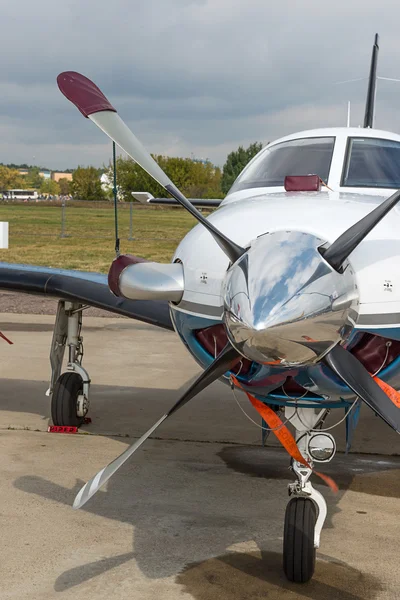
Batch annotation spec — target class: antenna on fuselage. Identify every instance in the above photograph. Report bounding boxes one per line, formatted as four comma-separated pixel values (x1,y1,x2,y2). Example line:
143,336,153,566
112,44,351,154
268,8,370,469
363,33,379,128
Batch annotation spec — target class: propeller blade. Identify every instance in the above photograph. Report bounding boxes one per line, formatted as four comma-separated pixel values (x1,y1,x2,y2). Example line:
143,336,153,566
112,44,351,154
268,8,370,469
322,189,400,271
57,71,245,264
323,344,400,432
73,344,241,509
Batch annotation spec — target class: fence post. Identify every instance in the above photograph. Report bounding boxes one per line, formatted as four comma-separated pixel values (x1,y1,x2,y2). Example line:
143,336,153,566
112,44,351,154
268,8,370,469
60,197,66,238
128,201,134,240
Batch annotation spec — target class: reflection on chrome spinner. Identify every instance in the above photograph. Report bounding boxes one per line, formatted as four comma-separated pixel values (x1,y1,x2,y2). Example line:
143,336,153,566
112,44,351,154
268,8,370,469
223,231,358,366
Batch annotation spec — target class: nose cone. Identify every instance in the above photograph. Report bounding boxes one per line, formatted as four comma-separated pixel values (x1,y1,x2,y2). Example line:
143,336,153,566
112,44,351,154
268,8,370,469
223,231,357,366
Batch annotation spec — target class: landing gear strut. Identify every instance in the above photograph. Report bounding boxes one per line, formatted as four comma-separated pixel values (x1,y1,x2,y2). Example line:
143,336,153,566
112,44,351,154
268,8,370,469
282,407,335,583
47,301,91,427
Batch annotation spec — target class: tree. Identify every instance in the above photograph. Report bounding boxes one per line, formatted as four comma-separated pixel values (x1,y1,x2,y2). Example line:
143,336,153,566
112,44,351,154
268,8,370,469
25,167,43,189
176,160,223,199
107,155,224,202
40,178,60,196
0,166,25,190
58,178,71,195
158,156,224,199
221,142,263,194
106,157,164,202
70,167,105,200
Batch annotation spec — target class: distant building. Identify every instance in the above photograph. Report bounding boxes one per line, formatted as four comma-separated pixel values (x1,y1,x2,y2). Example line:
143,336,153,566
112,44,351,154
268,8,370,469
191,156,211,165
101,172,122,200
18,169,29,176
39,170,51,179
51,172,73,182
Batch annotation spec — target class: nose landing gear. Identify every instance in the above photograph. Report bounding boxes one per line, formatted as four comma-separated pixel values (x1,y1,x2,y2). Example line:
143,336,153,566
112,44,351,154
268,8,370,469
282,407,335,583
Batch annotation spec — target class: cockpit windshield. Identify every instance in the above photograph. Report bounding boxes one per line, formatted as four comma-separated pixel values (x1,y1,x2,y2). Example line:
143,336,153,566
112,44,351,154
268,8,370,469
229,137,335,193
342,137,400,188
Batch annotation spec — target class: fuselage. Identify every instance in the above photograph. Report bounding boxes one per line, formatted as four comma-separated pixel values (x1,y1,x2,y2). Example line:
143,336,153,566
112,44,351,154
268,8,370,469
170,127,400,405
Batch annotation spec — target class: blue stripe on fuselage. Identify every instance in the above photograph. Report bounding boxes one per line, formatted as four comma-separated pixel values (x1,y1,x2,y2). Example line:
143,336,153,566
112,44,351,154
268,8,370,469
171,307,400,403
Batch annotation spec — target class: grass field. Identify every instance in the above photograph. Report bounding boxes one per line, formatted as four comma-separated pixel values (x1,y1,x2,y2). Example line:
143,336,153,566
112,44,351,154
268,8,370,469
0,202,200,272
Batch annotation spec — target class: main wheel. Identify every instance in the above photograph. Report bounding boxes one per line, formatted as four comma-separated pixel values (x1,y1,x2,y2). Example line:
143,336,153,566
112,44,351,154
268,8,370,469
283,497,316,583
51,372,85,427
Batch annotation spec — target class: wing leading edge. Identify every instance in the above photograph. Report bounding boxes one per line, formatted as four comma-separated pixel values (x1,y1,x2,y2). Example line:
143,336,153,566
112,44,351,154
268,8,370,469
0,262,173,331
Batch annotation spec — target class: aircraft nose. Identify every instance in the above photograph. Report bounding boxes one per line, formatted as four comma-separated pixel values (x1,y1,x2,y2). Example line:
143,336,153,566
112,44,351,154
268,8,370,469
222,231,358,367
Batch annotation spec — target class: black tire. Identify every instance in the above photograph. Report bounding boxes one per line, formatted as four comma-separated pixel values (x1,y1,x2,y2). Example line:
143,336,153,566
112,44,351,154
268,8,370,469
51,372,85,427
283,497,316,583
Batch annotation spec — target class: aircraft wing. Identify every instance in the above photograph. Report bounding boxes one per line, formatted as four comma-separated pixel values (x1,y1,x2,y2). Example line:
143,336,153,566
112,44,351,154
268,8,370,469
0,262,173,330
131,192,222,207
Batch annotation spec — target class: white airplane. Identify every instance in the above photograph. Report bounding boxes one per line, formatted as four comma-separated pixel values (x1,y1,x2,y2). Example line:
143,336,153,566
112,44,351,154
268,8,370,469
1,33,399,583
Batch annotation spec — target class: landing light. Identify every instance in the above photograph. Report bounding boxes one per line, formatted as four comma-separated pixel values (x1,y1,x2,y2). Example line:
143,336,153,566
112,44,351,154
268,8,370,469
307,433,336,463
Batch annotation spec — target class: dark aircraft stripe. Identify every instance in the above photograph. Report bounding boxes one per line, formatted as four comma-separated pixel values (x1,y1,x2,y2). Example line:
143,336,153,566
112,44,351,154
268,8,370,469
176,300,223,318
357,313,400,326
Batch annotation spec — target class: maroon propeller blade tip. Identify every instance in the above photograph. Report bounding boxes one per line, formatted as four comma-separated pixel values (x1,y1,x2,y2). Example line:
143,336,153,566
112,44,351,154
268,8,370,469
57,71,117,118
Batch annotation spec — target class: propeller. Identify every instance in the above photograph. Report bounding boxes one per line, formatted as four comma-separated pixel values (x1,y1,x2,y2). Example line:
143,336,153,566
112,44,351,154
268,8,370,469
57,71,245,264
323,344,400,432
322,188,400,271
297,339,400,433
73,343,240,509
57,71,400,505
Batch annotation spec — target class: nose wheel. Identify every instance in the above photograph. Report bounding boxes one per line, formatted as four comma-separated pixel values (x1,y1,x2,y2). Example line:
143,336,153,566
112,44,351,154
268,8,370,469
283,497,316,583
280,407,335,583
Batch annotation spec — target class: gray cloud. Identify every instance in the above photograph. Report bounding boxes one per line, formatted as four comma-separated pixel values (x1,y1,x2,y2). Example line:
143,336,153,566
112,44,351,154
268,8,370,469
1,0,400,168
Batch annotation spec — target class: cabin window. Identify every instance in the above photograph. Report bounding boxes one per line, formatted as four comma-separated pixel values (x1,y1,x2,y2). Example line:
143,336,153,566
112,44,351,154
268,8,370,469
342,137,400,188
229,137,335,193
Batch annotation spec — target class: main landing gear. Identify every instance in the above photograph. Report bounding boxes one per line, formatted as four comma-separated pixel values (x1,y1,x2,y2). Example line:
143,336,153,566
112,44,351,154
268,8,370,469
282,407,336,583
47,301,91,427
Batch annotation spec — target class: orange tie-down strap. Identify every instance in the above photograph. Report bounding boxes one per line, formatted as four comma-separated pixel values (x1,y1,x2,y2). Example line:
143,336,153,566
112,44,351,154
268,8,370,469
0,331,13,345
230,375,338,493
373,376,400,408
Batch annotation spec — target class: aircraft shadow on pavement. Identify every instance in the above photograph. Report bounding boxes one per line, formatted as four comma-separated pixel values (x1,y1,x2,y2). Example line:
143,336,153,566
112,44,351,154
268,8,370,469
176,550,383,600
14,458,388,599
52,548,384,600
5,378,398,596
218,446,400,499
4,377,400,497
1,376,399,450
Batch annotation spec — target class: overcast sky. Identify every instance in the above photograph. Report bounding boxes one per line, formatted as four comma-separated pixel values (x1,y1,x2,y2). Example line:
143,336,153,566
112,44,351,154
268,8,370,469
1,0,400,169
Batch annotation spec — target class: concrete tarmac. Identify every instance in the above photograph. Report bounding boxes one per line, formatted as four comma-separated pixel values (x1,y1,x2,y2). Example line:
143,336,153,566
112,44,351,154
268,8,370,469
0,312,399,599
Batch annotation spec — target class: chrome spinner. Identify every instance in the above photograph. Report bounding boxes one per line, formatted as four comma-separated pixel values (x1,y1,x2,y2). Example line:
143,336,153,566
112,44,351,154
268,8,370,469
223,231,358,367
